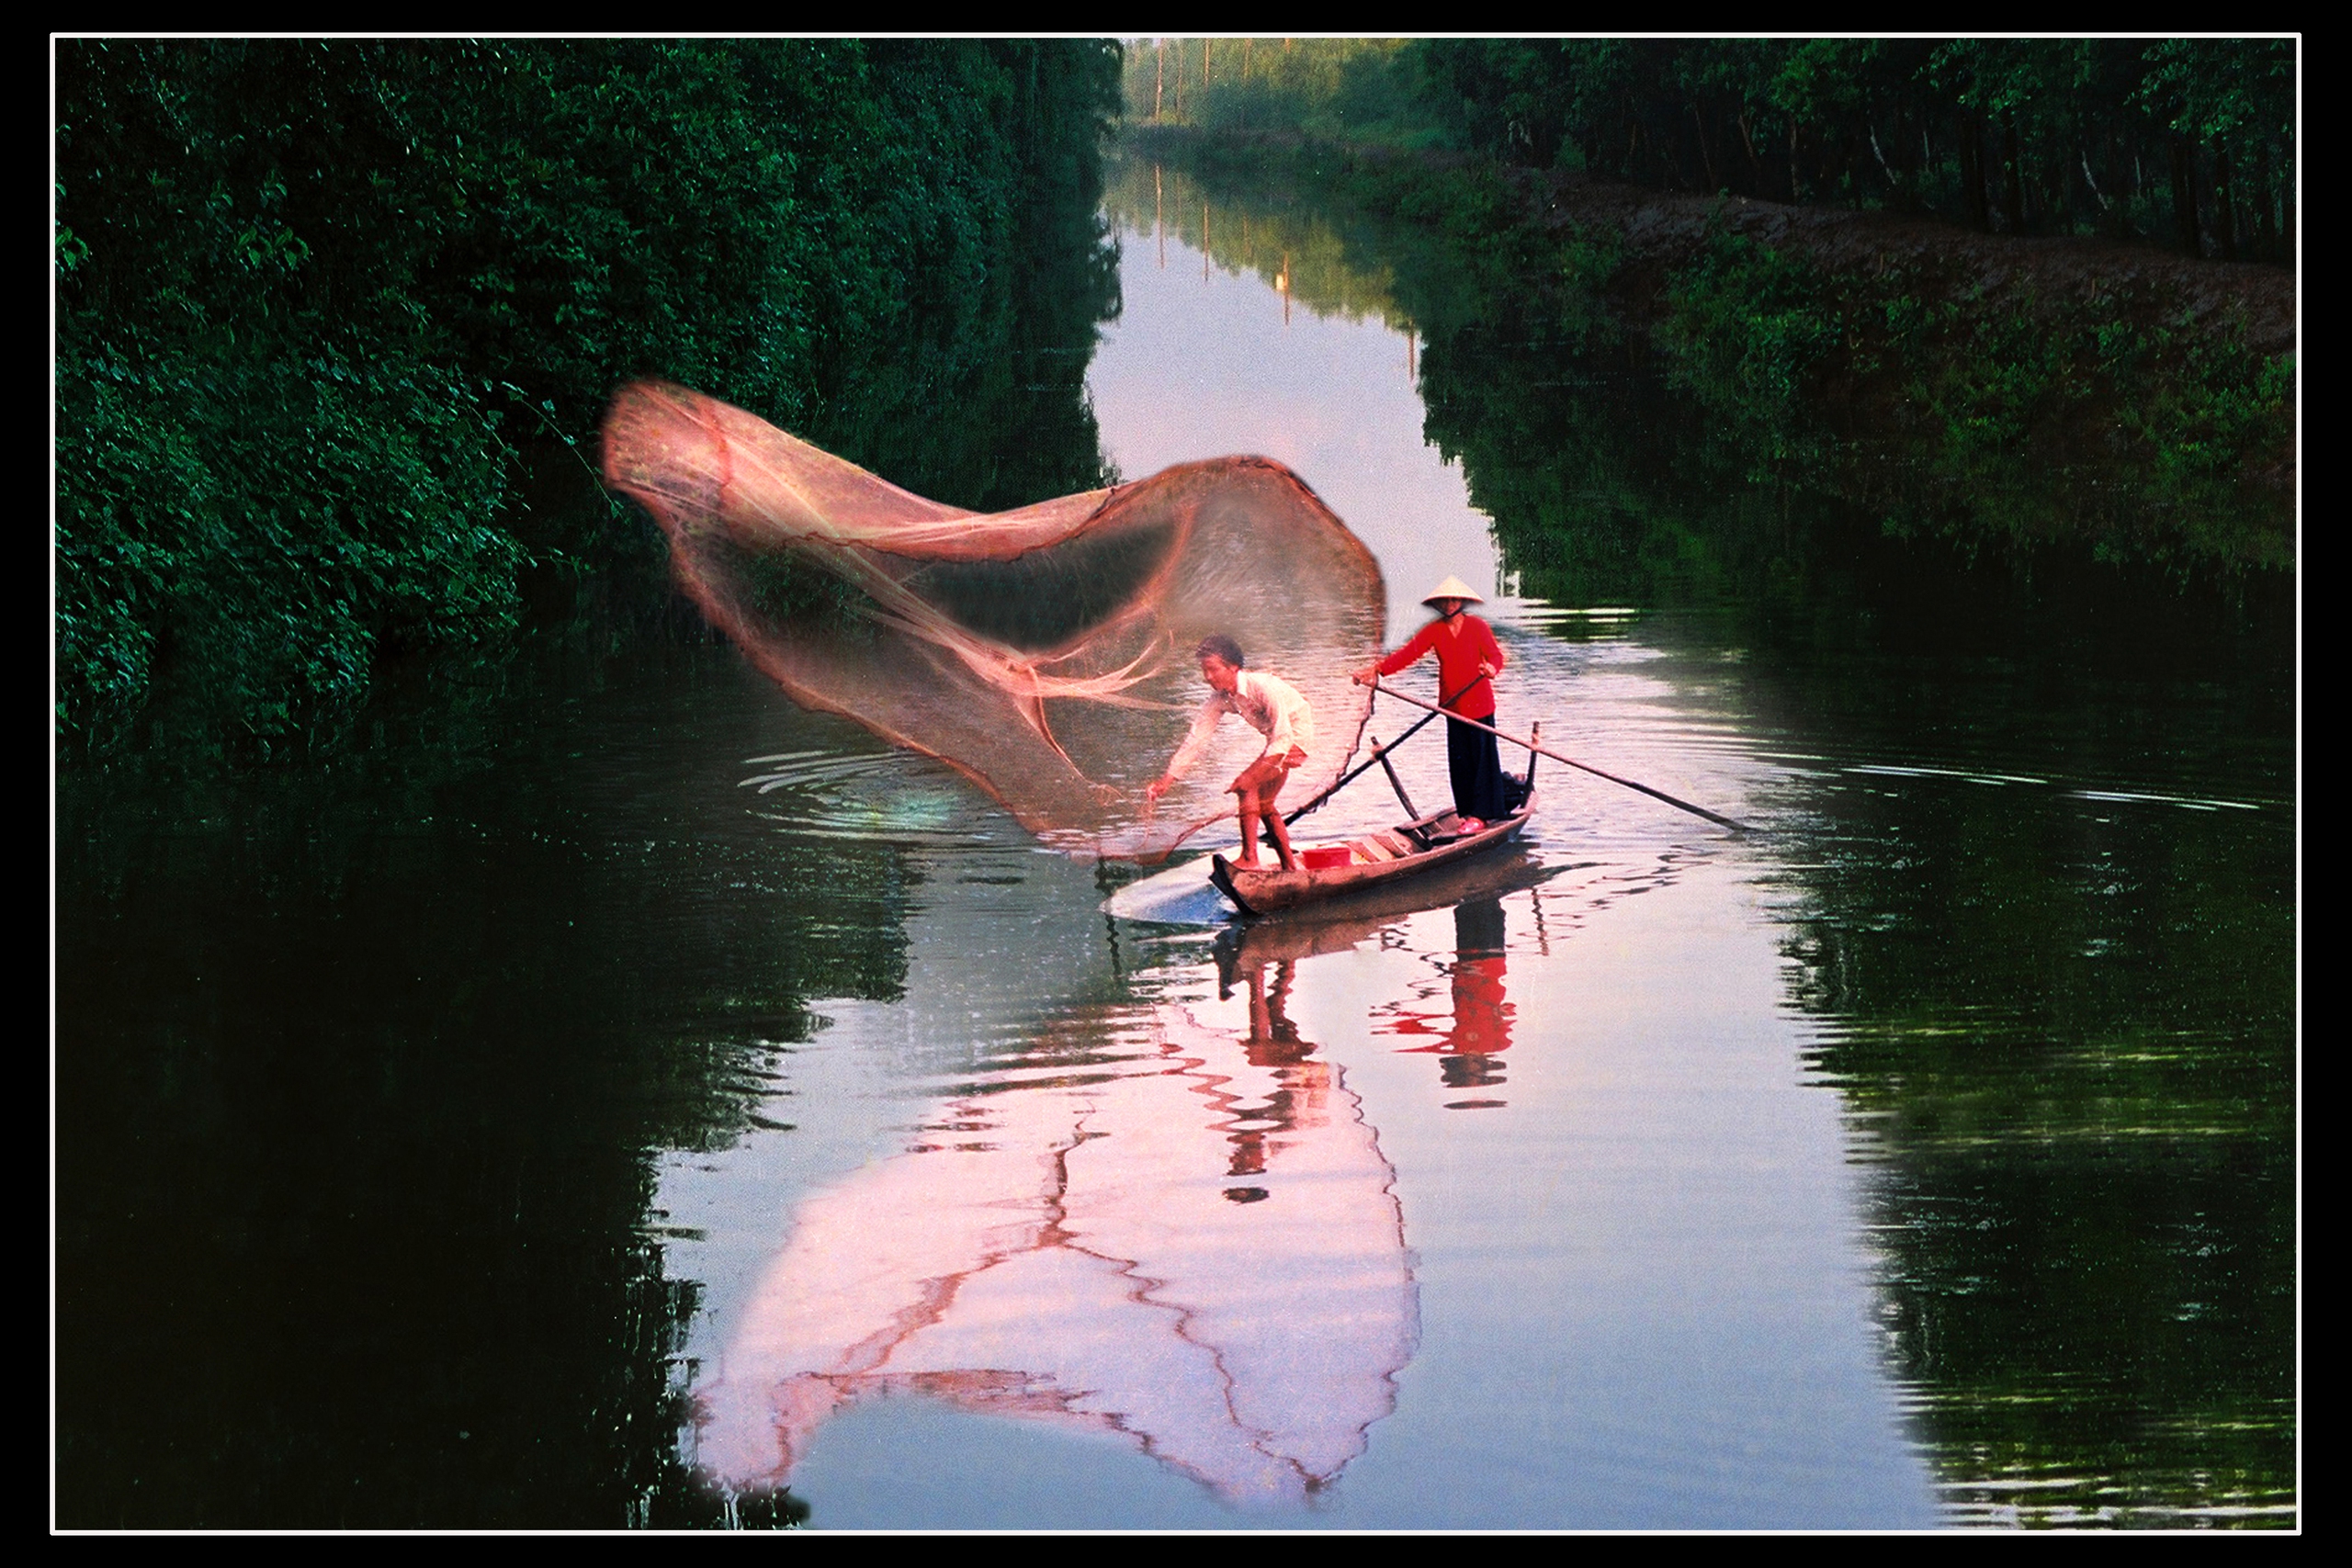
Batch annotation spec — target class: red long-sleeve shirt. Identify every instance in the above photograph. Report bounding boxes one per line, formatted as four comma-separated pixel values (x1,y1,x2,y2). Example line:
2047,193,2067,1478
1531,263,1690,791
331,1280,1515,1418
1376,615,1504,719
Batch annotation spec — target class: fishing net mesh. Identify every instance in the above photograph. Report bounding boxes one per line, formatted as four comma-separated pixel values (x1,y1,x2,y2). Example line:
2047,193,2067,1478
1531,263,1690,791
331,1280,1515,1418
603,382,1385,858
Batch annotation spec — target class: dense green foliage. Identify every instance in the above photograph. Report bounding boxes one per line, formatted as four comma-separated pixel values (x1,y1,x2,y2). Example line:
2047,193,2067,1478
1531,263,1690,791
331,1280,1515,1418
1131,38,2294,261
55,39,1123,750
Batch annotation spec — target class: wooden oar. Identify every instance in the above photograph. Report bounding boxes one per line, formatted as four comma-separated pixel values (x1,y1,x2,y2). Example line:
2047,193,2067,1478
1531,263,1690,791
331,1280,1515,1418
1367,733,1420,819
1367,679,1752,834
1282,673,1482,826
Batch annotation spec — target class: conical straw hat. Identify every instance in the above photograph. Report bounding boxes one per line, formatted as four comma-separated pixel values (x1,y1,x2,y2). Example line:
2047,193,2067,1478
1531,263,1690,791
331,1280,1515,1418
1420,574,1485,605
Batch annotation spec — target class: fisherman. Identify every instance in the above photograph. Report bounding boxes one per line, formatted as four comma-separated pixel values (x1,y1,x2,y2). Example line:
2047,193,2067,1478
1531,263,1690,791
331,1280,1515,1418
1353,576,1510,825
1146,634,1314,872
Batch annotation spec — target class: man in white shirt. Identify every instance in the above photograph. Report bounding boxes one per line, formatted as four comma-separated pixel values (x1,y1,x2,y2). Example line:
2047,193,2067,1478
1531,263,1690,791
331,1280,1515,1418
1146,634,1315,872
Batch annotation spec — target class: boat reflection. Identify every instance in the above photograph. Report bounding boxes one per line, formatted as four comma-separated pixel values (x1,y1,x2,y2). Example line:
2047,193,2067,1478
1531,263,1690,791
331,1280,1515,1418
695,964,1418,1506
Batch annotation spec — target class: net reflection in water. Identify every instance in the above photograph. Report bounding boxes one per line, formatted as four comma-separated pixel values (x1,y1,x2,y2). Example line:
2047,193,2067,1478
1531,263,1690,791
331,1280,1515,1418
692,983,1418,1506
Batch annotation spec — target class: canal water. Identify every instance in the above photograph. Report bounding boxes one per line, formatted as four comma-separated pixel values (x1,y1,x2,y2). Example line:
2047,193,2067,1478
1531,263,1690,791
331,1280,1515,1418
55,165,2295,1529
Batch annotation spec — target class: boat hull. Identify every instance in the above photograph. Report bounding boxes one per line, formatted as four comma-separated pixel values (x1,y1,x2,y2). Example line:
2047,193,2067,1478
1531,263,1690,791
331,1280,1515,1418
1210,796,1537,916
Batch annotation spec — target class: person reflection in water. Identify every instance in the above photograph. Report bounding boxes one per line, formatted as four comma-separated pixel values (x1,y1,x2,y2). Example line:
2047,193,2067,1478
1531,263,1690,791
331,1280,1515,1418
1147,635,1314,871
1220,955,1318,1202
1377,901,1515,1109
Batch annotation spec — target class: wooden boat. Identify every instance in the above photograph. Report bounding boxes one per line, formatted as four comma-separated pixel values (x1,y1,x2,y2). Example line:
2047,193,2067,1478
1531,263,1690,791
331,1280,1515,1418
1210,795,1537,916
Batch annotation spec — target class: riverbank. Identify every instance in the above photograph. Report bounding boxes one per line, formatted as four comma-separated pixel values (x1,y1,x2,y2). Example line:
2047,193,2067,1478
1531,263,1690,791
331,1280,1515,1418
1125,126,2295,573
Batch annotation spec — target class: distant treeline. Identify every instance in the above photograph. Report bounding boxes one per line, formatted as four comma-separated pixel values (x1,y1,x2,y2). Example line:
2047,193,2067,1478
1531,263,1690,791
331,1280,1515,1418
55,39,1122,750
1125,38,2294,262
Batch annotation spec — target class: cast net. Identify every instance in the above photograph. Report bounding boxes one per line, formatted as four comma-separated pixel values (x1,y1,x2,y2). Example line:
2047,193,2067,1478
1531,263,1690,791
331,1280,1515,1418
602,381,1386,859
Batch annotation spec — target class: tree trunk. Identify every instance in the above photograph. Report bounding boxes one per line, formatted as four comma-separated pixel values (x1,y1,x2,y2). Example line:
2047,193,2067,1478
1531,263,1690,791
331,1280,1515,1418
1999,114,2026,233
1736,107,1770,196
2169,134,2203,257
2212,146,2239,261
1956,109,1990,231
2252,141,2277,262
1154,39,1163,122
2279,159,2293,260
1692,102,1719,191
2102,127,2135,236
1870,123,1903,206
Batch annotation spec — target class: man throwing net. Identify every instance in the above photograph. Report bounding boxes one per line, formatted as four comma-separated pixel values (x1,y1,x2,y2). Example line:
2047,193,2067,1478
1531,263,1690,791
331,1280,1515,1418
1147,636,1315,873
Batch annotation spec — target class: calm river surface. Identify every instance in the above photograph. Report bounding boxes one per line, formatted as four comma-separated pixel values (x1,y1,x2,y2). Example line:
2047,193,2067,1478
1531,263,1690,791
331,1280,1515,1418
56,166,2295,1529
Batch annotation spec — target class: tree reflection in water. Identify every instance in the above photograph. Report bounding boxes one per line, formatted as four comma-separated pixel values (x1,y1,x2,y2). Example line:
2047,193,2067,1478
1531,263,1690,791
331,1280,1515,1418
694,953,1418,1506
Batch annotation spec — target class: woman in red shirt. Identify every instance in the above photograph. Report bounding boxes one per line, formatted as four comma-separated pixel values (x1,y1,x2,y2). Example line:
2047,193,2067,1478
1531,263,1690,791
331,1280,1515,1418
1353,575,1510,824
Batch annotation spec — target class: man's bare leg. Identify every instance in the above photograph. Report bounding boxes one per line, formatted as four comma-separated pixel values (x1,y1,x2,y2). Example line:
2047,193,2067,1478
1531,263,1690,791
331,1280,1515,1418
1235,793,1263,867
1260,780,1299,871
1230,752,1301,872
1262,749,1306,871
1235,793,1291,869
1235,793,1288,869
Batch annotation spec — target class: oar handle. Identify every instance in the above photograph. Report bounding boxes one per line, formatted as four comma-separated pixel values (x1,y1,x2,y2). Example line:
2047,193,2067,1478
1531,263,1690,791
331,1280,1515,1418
1365,679,1751,834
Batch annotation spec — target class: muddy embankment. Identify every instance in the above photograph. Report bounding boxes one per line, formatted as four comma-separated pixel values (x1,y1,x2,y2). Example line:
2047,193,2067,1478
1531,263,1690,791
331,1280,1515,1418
1532,167,2294,357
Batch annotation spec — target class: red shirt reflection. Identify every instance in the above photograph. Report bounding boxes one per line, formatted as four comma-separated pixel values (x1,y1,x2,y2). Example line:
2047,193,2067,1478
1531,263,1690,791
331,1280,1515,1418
1376,902,1514,1108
